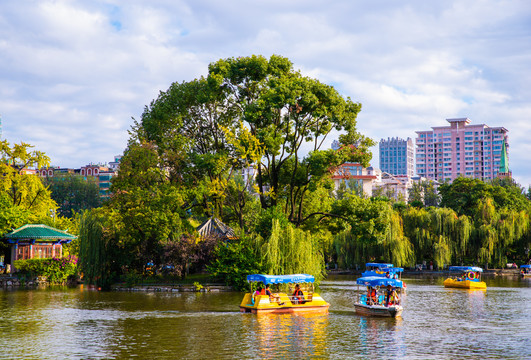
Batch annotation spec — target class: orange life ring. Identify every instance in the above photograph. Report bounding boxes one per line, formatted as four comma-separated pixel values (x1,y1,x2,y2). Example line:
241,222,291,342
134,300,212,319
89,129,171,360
467,272,475,280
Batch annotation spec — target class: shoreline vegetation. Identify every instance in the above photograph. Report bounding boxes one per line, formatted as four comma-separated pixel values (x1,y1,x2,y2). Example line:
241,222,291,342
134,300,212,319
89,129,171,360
2,55,530,291
0,267,523,291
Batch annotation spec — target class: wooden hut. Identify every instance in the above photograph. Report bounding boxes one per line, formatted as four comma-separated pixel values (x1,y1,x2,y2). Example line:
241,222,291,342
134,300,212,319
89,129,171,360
1,224,77,271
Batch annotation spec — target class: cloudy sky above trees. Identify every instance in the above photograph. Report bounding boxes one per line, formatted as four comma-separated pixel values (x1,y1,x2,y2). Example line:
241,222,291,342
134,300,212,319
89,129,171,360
1,1,530,186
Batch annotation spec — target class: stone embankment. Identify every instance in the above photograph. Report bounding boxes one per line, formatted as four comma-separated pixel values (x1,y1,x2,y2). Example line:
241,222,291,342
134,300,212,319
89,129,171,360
0,275,49,287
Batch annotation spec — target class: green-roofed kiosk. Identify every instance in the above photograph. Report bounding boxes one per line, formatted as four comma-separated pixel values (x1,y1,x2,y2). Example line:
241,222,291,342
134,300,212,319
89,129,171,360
1,224,77,271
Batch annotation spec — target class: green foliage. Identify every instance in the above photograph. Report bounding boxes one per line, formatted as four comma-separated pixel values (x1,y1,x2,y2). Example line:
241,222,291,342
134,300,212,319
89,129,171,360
14,256,78,284
0,140,56,235
193,281,203,291
78,209,119,289
110,142,193,267
333,195,413,268
254,205,290,239
401,207,470,268
207,239,263,290
162,235,219,278
135,54,373,226
259,220,326,283
439,177,530,217
408,180,439,207
43,174,102,218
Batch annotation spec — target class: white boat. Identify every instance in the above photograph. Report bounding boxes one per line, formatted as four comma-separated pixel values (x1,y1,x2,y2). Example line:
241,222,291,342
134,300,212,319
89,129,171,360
354,276,404,318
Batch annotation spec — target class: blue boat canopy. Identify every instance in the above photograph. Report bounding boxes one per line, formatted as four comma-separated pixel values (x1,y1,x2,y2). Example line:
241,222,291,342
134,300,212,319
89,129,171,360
356,276,403,288
448,266,483,272
380,267,403,273
365,263,393,268
246,274,315,284
521,265,531,269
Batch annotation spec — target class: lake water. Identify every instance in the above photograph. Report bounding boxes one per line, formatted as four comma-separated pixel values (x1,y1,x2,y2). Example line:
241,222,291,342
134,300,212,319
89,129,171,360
0,275,530,359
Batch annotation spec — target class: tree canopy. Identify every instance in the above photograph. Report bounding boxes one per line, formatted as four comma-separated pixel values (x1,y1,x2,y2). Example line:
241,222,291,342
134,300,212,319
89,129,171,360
134,54,374,226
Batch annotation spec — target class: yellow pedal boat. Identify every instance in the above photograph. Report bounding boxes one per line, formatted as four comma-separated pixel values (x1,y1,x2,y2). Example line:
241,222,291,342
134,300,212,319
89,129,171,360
239,274,329,314
443,266,486,289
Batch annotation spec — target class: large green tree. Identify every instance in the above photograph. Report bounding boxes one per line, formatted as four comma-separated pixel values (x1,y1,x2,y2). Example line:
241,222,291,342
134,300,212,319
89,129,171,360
0,141,56,234
43,174,102,218
136,55,374,227
109,142,193,268
208,55,374,225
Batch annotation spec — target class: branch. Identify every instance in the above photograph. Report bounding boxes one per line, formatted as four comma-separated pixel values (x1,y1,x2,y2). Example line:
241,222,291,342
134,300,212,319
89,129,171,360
298,211,350,224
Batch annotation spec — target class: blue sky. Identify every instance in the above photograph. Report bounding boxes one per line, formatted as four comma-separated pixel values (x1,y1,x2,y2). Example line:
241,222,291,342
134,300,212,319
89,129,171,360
1,1,530,186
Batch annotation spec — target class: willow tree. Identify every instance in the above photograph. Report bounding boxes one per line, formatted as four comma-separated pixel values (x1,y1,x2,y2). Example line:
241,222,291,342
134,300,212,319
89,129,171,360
78,209,119,289
332,195,413,268
473,198,529,267
260,219,325,282
401,207,471,268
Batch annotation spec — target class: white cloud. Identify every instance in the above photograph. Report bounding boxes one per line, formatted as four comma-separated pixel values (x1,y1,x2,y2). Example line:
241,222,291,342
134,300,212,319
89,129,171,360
0,0,530,186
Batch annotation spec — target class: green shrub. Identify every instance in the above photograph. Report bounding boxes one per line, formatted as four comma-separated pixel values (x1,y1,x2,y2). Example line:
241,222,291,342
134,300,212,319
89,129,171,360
14,256,78,284
207,240,262,290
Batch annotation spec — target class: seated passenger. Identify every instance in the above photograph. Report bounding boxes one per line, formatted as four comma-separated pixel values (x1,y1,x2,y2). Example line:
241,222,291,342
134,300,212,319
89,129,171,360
292,284,305,304
385,285,399,306
264,284,281,303
367,286,377,305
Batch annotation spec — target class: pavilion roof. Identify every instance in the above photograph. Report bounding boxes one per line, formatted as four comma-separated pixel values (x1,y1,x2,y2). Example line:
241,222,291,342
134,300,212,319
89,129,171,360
2,224,77,241
196,217,237,240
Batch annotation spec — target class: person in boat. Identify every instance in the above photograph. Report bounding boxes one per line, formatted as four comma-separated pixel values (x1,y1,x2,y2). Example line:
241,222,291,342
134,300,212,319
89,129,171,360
293,284,305,304
367,286,377,305
385,285,399,307
263,284,282,303
385,272,390,278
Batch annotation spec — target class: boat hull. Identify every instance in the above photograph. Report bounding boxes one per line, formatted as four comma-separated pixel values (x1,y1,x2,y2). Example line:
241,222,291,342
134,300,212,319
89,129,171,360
354,303,403,318
239,293,329,314
240,304,329,314
443,278,486,289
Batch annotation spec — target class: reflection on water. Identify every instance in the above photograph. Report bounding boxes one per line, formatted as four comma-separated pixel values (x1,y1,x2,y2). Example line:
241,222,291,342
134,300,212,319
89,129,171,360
0,276,530,359
241,312,329,358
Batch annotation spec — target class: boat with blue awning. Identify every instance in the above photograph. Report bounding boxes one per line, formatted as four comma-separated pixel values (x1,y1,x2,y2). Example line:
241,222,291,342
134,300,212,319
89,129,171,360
239,274,329,314
520,264,531,278
443,266,486,289
361,263,394,277
354,276,404,317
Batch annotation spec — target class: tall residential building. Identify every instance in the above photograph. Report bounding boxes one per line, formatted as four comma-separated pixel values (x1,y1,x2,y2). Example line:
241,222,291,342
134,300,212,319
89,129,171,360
379,137,415,177
415,118,508,182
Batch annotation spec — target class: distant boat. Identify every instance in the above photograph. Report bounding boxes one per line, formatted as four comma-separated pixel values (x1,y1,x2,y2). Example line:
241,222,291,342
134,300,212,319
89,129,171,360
361,262,394,277
443,266,486,289
239,274,329,314
361,263,406,290
354,276,404,318
520,265,531,278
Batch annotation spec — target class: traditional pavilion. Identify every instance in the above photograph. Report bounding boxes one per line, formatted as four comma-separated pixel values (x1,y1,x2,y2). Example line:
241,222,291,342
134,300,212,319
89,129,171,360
1,224,77,269
196,217,237,241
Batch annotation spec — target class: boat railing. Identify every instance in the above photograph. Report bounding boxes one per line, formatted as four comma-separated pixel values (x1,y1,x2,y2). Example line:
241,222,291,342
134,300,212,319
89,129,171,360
359,292,400,307
252,292,314,305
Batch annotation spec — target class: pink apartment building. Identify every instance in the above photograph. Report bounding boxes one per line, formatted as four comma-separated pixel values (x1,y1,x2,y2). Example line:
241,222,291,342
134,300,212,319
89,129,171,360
416,118,508,182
